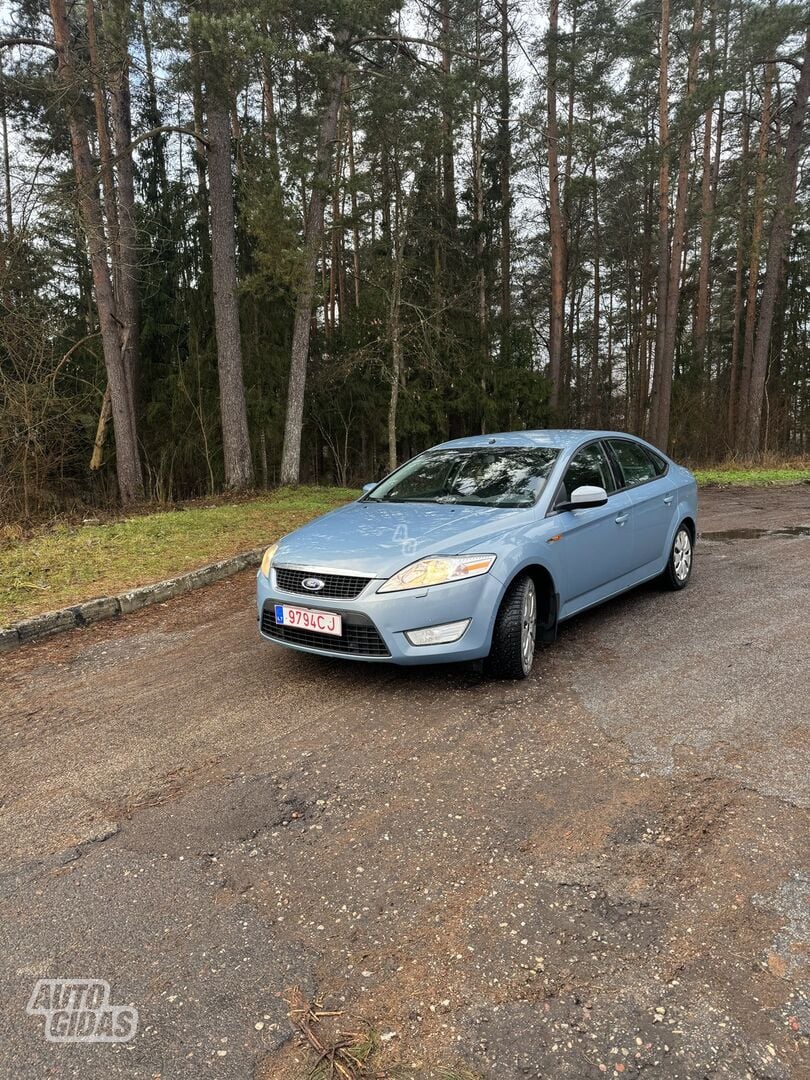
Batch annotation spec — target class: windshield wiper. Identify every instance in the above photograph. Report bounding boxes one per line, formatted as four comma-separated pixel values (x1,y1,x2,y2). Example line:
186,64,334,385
375,496,441,504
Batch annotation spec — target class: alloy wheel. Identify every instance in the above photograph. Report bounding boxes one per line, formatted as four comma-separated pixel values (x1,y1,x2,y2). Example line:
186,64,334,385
520,579,537,674
673,528,692,582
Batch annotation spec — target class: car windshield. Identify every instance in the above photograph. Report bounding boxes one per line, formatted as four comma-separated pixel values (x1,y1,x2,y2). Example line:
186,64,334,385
366,446,560,508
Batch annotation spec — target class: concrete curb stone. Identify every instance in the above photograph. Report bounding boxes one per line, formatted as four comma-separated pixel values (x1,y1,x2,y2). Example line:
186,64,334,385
1,547,265,655
0,627,21,654
15,609,78,643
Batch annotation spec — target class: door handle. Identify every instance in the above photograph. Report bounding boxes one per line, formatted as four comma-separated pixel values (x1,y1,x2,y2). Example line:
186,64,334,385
663,495,674,505
615,513,629,525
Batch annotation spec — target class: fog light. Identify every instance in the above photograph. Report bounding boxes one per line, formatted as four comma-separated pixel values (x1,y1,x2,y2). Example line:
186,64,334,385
404,619,470,646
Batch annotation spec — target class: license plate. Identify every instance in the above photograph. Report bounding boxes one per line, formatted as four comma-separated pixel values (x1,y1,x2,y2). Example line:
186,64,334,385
274,604,342,637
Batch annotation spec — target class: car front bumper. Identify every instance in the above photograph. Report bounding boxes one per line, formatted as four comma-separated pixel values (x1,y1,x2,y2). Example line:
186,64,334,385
256,566,504,665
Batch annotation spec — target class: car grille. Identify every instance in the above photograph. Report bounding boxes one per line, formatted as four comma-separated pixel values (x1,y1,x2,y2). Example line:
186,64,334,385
261,606,390,657
274,567,371,600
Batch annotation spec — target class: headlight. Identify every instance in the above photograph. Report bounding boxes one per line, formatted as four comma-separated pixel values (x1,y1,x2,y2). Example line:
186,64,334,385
260,542,280,578
378,554,496,593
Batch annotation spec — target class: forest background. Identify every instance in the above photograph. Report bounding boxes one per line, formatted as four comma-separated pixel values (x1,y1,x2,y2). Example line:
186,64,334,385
0,0,808,518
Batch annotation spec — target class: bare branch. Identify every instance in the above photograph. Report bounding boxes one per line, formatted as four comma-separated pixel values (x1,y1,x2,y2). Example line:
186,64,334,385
350,34,495,63
0,36,56,52
51,331,101,385
114,125,210,165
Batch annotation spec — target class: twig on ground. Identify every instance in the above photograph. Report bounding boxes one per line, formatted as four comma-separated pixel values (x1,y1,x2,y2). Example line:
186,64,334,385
283,987,382,1079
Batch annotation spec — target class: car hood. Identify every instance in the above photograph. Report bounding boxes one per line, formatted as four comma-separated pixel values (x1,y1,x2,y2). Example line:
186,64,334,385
273,500,531,578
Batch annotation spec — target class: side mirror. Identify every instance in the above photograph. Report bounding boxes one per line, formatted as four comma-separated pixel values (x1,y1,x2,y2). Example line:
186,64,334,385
558,485,608,511
361,482,378,495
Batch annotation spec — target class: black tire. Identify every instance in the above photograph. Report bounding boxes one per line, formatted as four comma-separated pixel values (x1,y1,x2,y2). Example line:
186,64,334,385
484,573,537,679
661,523,694,590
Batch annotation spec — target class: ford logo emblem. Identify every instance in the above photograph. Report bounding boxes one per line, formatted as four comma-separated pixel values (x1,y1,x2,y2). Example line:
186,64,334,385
301,577,325,592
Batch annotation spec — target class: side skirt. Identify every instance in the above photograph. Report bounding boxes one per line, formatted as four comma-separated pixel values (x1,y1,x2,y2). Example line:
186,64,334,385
559,564,667,622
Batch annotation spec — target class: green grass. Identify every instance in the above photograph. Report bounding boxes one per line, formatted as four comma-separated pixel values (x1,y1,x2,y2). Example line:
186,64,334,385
693,466,810,487
0,486,357,628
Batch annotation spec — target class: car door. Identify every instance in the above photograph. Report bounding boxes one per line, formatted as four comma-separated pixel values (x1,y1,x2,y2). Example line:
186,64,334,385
606,439,674,571
550,441,635,608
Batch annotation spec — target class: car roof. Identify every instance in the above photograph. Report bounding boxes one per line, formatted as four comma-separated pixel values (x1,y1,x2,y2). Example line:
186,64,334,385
432,429,637,451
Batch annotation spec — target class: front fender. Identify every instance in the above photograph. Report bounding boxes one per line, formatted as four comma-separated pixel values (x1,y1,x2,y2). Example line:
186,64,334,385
489,551,562,642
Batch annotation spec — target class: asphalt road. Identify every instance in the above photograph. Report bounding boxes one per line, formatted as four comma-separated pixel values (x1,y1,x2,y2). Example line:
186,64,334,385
0,486,808,1080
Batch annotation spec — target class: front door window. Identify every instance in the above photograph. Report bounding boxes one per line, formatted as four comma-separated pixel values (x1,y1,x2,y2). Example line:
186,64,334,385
555,443,616,508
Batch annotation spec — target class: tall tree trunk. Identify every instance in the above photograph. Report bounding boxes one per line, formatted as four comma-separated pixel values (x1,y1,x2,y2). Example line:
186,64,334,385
606,264,614,421
85,0,117,261
472,85,488,399
637,115,654,433
736,60,772,448
566,222,578,419
292,59,308,222
694,118,713,369
346,92,361,308
137,0,167,193
280,64,345,486
745,28,810,452
654,0,702,449
727,77,750,442
388,193,405,473
48,0,143,502
547,0,565,413
190,53,210,272
499,0,511,365
694,0,725,384
321,234,330,339
590,139,601,426
329,98,345,334
650,0,670,446
694,0,714,369
205,92,254,490
440,0,457,238
560,0,577,419
261,54,281,182
105,0,139,417
0,54,12,242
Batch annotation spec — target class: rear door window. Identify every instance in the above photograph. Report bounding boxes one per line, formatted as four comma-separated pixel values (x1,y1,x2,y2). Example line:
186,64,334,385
608,440,657,488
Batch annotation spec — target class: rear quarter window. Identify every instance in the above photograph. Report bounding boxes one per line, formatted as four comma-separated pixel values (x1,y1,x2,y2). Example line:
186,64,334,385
645,448,668,476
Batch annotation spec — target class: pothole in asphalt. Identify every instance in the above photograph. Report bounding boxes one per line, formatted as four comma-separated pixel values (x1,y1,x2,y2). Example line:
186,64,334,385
608,811,666,846
753,871,810,981
701,525,810,540
115,773,324,857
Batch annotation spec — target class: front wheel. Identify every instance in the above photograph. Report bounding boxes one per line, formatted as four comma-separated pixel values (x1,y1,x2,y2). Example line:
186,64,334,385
661,524,693,590
485,573,537,679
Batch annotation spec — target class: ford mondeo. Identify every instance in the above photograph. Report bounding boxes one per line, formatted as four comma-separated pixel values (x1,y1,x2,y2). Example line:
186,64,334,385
256,430,697,678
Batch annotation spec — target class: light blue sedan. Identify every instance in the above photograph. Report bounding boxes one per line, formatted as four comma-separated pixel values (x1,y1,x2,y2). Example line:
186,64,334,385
256,430,697,678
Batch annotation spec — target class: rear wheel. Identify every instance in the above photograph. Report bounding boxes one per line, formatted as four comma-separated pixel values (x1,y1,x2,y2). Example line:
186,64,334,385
661,524,693,590
485,573,537,679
